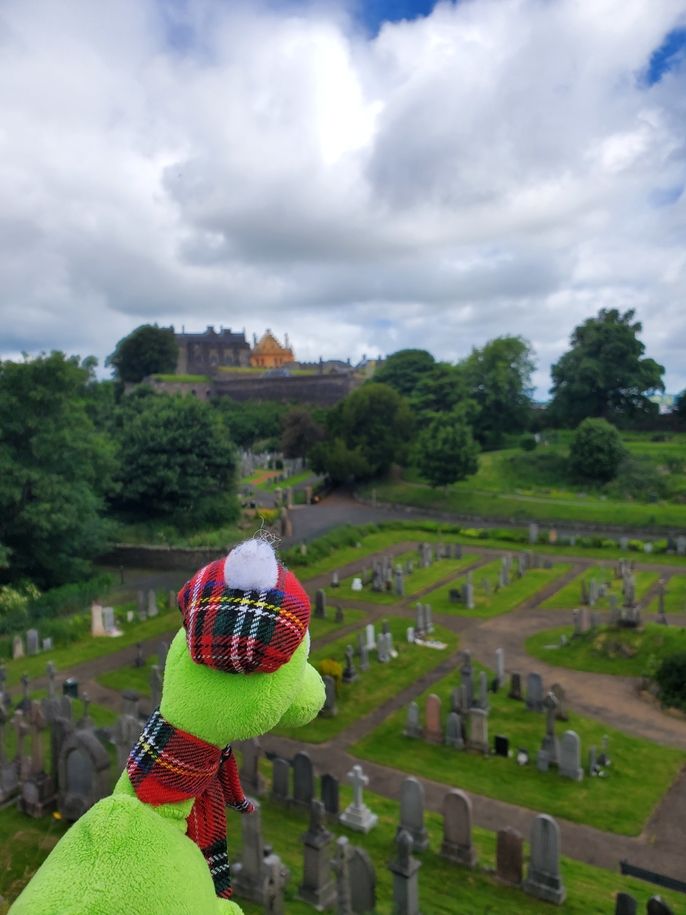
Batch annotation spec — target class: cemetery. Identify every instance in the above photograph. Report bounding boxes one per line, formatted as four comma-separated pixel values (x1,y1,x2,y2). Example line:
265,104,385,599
2,524,686,912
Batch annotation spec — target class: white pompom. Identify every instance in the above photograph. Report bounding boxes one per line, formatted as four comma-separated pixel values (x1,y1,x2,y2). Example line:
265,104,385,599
224,539,279,592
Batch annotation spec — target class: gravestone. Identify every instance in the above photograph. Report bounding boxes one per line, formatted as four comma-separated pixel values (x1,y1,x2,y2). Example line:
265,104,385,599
293,751,314,808
614,893,638,915
101,606,116,634
415,604,425,634
232,800,289,905
58,730,111,821
559,730,584,781
388,829,421,915
168,590,176,610
404,702,422,739
468,708,489,754
477,671,489,711
12,635,24,660
525,672,544,711
551,683,568,721
496,827,523,885
646,896,675,915
508,672,523,701
321,675,337,718
26,629,39,656
331,571,339,588
424,605,434,633
522,814,566,904
464,581,475,610
460,651,474,708
440,789,476,867
298,799,336,910
339,765,378,833
272,757,290,802
137,589,146,621
91,603,106,637
444,712,464,749
343,645,357,684
320,772,339,816
529,522,539,544
239,738,266,797
365,624,376,650
42,637,53,651
397,776,429,852
265,854,288,915
334,605,344,624
424,694,442,744
331,836,376,915
537,691,560,771
147,589,158,618
394,568,405,596
495,648,505,688
494,735,509,757
314,589,326,619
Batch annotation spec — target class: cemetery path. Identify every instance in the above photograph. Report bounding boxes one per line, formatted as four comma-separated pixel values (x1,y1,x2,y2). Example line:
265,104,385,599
462,609,686,749
259,733,685,877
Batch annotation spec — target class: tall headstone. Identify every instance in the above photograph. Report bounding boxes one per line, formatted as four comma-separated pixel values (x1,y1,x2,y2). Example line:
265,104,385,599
271,757,290,802
320,773,339,816
440,789,476,867
239,738,266,797
525,672,544,711
495,648,505,688
298,799,337,910
423,694,442,744
331,837,376,915
444,712,464,750
496,827,523,885
293,751,315,808
90,604,106,637
529,522,539,545
397,776,429,852
508,672,523,701
388,829,421,915
522,814,566,905
232,800,290,905
537,691,560,771
468,708,489,754
559,730,584,781
147,589,158,618
321,675,338,718
314,589,326,619
404,702,422,739
26,629,40,656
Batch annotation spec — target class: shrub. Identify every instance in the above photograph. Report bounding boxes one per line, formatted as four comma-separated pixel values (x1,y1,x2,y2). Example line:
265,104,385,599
317,659,343,692
569,418,626,482
520,434,537,452
654,651,686,711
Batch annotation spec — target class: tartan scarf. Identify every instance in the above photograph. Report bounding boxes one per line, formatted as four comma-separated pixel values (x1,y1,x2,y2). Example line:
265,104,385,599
127,708,254,899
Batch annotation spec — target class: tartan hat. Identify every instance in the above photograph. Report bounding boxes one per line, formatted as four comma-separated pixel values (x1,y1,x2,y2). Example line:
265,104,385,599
177,539,311,674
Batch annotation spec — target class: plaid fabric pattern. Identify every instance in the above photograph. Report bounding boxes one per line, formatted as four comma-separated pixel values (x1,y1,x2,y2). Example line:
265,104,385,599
127,708,254,900
178,557,310,674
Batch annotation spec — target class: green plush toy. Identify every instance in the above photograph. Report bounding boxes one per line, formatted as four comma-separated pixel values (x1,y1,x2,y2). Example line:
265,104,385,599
10,539,325,914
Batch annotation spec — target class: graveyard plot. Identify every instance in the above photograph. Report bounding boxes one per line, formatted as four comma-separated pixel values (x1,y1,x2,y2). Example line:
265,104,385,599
423,560,574,619
351,666,685,835
2,597,178,688
225,759,683,915
539,570,660,611
526,623,686,677
325,553,481,605
647,573,686,615
275,617,459,744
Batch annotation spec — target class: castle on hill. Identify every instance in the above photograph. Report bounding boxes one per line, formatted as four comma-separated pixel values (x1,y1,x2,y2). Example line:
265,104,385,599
175,326,294,374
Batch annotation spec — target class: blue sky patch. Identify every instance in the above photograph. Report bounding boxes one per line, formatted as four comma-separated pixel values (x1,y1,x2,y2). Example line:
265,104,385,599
644,27,686,85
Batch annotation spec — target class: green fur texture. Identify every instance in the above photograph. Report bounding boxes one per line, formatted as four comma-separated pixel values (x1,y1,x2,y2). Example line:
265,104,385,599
10,627,324,914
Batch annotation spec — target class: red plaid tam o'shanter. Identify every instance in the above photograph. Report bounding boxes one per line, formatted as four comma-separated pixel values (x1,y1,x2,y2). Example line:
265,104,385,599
177,557,311,674
128,708,254,900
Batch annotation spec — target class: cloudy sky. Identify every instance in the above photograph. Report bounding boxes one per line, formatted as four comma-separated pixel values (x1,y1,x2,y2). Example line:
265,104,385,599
1,0,685,397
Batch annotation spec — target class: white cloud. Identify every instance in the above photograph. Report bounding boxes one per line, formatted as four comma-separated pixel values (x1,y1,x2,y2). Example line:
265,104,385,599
0,0,685,396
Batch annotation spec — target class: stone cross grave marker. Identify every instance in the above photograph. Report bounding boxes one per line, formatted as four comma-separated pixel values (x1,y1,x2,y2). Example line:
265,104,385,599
339,764,378,833
397,776,429,852
388,829,421,915
522,814,566,904
496,827,523,885
440,789,476,867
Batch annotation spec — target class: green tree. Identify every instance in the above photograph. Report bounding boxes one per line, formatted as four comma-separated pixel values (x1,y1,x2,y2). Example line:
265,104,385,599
415,412,479,488
568,418,626,482
412,363,474,418
550,309,664,426
461,336,534,449
673,390,686,423
0,353,116,587
212,398,285,450
373,349,435,397
280,407,325,459
114,394,238,525
311,383,413,483
107,324,179,384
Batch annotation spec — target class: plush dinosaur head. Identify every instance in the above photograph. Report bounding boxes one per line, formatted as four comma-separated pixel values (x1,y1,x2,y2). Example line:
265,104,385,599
163,537,325,745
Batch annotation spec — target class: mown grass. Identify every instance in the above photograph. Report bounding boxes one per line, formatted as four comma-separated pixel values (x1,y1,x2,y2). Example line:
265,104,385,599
525,623,686,677
324,553,480,605
276,617,458,744
352,664,685,836
229,771,684,915
423,561,575,619
3,598,179,687
539,569,659,610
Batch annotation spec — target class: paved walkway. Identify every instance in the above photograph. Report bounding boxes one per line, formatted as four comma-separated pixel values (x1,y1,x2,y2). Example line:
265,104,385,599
59,537,686,881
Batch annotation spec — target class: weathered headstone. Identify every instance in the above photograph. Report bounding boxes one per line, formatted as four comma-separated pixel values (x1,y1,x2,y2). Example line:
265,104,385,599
496,827,523,885
334,605,344,624
398,776,429,852
444,712,464,749
298,799,336,910
293,751,315,808
423,694,442,744
508,672,523,701
551,682,568,721
522,814,566,904
343,645,357,684
468,708,489,754
646,896,675,915
495,648,505,688
388,828,421,915
314,589,326,619
331,836,376,915
321,675,338,718
614,892,638,915
529,522,539,545
525,672,544,712
494,735,509,757
26,629,39,656
537,691,560,771
320,772,339,816
147,589,158,618
440,789,475,867
559,730,584,781
238,738,265,797
404,702,422,739
232,799,289,905
271,757,290,802
58,730,111,821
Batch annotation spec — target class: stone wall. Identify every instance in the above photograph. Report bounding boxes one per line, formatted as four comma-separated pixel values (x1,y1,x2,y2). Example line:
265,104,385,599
212,372,357,405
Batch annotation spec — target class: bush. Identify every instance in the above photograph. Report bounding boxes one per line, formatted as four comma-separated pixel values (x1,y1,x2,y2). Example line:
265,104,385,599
317,659,343,692
520,434,537,452
654,651,686,711
569,418,626,482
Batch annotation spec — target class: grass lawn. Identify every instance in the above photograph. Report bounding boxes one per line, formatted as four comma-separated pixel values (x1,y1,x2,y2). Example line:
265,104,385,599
3,600,179,688
276,617,459,744
423,561,574,618
525,623,686,677
539,570,659,610
647,572,686,615
352,665,685,836
229,773,683,915
325,553,481,605
364,475,686,529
